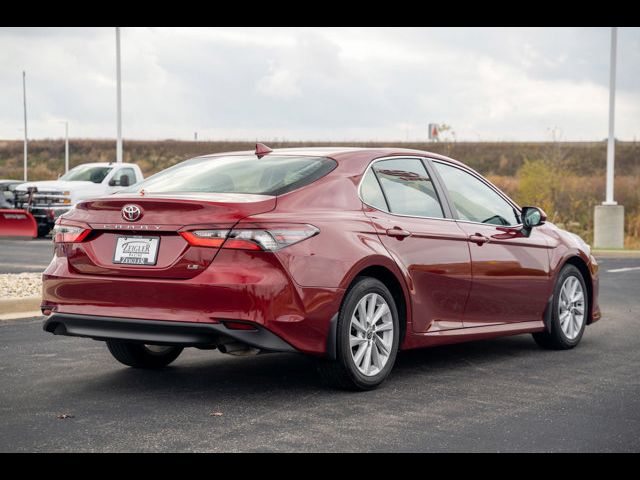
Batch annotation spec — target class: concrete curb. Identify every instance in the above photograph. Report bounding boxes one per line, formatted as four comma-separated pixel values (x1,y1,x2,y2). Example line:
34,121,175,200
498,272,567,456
593,250,640,258
0,311,42,321
0,295,41,316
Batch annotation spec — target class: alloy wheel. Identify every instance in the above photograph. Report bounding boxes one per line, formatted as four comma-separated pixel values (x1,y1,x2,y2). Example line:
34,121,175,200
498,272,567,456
349,293,394,376
558,276,585,340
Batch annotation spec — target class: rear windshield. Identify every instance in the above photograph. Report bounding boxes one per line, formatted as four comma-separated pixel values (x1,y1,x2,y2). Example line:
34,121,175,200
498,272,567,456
121,155,336,196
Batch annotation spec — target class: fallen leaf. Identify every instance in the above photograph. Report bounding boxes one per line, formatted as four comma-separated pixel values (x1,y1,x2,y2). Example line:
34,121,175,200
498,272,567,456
56,414,75,419
209,412,223,417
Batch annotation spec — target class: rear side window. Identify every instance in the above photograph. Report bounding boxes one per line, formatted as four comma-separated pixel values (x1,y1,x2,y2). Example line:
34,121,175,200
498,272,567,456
122,155,336,196
371,159,444,218
360,168,389,211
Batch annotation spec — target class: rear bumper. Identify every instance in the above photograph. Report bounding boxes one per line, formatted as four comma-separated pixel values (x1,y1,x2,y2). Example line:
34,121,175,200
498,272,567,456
43,312,297,352
42,249,344,355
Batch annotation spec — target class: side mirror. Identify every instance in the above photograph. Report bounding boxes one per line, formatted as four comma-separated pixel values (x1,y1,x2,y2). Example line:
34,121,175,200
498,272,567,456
521,206,547,229
120,175,130,187
108,179,117,186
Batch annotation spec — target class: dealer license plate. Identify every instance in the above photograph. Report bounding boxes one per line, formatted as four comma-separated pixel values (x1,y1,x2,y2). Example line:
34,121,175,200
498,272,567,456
113,236,160,265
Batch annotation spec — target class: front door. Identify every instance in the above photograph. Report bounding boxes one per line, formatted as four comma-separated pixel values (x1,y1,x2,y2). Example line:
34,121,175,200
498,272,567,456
360,157,472,333
432,161,551,326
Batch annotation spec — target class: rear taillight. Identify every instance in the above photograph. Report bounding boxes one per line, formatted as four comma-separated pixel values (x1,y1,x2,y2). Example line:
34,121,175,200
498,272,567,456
53,224,90,243
180,224,319,251
179,230,228,248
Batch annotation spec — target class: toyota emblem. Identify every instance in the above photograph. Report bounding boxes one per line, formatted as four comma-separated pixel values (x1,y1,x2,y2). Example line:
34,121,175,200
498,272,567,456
121,204,142,222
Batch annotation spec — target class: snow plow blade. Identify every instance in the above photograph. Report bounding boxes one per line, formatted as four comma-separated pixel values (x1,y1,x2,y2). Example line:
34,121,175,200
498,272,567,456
0,209,38,238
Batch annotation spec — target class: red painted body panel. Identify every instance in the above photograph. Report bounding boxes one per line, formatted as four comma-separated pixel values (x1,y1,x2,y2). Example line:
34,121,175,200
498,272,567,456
65,194,275,279
542,224,601,324
41,147,601,356
43,248,342,355
455,222,551,326
364,208,471,333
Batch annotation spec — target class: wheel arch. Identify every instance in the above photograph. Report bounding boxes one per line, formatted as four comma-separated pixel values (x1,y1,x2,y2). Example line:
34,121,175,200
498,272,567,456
326,261,412,359
351,265,409,345
559,255,594,325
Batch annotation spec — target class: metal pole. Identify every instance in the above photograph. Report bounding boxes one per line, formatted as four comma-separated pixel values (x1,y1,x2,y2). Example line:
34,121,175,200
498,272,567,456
64,121,69,173
22,71,28,182
604,27,617,205
116,27,123,163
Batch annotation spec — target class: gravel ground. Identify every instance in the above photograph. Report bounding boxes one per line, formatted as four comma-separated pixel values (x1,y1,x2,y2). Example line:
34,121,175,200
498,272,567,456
0,273,42,299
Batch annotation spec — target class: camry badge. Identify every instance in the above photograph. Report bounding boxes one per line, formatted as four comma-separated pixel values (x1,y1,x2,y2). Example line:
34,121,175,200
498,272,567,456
121,204,142,222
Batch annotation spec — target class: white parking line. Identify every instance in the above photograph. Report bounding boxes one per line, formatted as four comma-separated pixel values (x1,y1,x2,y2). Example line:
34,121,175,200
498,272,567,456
607,266,640,273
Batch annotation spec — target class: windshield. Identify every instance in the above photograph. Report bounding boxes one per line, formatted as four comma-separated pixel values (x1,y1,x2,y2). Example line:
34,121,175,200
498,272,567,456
121,155,336,196
59,165,113,183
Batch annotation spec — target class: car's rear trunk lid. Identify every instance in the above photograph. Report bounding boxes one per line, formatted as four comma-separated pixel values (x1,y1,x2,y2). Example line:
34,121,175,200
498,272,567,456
63,193,276,279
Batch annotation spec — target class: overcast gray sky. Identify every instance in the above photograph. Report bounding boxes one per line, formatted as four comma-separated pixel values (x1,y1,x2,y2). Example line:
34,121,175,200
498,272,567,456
1,27,639,142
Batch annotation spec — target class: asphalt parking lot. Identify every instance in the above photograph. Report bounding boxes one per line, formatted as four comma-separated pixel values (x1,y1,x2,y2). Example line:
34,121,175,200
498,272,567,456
1,239,639,452
0,238,52,273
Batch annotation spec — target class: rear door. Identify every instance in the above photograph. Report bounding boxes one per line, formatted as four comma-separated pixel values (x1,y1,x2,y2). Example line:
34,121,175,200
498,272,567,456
432,160,551,326
361,157,472,333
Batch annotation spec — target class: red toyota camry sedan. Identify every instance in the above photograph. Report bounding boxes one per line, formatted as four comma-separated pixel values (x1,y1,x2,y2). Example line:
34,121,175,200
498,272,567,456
42,145,600,390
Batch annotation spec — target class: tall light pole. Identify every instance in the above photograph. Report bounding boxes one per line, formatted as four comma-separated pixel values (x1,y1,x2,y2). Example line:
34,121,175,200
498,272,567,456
594,27,624,249
61,121,69,173
604,27,617,205
116,27,123,163
22,71,28,181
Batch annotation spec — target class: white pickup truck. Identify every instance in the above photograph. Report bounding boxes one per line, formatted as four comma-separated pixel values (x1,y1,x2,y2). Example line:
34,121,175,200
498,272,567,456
14,162,144,237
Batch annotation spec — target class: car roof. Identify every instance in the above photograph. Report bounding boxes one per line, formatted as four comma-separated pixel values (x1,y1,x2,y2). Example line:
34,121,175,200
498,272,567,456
69,162,137,167
198,146,467,168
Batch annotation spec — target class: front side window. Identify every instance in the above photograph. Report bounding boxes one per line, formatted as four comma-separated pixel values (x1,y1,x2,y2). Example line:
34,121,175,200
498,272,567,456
371,158,444,218
59,165,113,183
434,162,520,226
121,155,336,196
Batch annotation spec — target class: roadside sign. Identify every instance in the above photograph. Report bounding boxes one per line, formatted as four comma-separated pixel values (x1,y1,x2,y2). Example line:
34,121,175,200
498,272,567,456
428,123,439,141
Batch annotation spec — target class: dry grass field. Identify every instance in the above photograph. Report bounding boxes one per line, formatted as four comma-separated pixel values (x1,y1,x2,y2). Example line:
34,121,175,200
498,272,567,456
1,139,638,247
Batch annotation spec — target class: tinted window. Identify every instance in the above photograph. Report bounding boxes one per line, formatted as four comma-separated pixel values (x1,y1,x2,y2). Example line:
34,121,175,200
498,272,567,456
121,155,336,196
434,162,519,226
360,168,388,211
372,159,444,218
59,165,113,183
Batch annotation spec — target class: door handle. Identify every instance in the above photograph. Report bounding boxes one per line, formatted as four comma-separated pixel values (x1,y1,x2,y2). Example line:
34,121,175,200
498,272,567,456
386,227,411,239
469,233,490,245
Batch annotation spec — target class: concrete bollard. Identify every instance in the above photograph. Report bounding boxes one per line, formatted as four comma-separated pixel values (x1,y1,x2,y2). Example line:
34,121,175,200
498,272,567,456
594,204,625,249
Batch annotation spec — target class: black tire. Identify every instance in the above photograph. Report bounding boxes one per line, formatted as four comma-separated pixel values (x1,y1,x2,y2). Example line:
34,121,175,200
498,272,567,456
37,225,51,238
532,264,588,350
106,341,183,368
317,276,400,391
